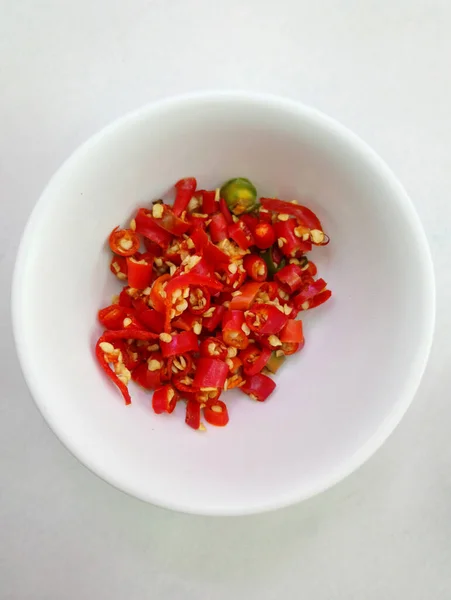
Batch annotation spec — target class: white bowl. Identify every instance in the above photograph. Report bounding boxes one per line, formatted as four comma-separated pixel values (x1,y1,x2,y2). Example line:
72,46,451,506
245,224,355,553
12,92,435,515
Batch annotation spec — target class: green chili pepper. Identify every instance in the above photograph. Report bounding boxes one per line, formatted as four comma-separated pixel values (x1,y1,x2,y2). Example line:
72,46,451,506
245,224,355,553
220,177,258,215
266,352,286,374
261,247,286,277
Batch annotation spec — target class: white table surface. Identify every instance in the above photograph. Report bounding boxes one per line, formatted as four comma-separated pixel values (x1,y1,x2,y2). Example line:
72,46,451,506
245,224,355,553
1,1,450,598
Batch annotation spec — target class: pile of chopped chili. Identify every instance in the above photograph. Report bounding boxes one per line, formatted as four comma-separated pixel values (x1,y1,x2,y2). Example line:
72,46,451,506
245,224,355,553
96,177,332,430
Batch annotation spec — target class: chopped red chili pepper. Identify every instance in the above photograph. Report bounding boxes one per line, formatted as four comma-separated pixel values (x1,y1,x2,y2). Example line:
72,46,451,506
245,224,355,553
293,278,328,310
297,289,332,310
228,282,262,310
244,303,288,335
132,362,162,390
199,189,218,214
149,274,171,313
132,303,165,334
165,273,223,297
305,261,317,277
273,219,311,257
193,357,229,389
95,336,132,404
260,197,324,231
185,399,201,430
243,254,268,282
279,319,304,354
152,385,178,414
222,310,249,350
241,372,276,402
159,330,199,358
228,220,255,250
110,255,128,281
187,287,211,315
219,197,234,225
203,399,229,427
118,287,134,308
239,213,259,234
199,337,228,360
202,305,226,332
209,213,229,243
126,255,153,289
109,227,140,257
172,312,201,332
135,208,173,248
239,344,272,376
153,204,190,236
168,353,192,376
173,177,197,217
274,264,304,293
98,305,131,330
253,222,276,250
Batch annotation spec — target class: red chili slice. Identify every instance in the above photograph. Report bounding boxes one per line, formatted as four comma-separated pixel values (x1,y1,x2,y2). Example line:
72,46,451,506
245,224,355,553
98,305,131,330
244,303,288,335
193,358,229,390
149,274,171,313
222,310,250,350
228,220,255,250
293,279,328,310
110,255,128,281
241,372,276,402
173,177,197,217
167,353,192,376
108,227,140,257
260,197,323,231
209,213,229,243
199,337,228,360
126,255,153,289
152,385,178,414
228,282,262,310
199,189,218,214
243,254,268,282
239,344,272,376
95,336,131,404
187,287,211,315
253,222,276,250
202,305,226,332
203,399,229,427
274,264,304,293
135,208,173,248
159,330,199,358
185,399,201,429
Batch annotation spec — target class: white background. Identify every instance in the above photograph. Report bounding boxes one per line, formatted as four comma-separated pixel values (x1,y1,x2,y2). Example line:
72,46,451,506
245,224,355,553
1,1,450,598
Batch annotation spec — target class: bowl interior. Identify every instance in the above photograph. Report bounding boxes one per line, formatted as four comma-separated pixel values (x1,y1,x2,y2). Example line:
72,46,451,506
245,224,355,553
13,94,434,514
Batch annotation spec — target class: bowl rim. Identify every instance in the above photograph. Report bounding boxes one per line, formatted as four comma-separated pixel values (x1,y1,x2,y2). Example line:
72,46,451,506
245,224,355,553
11,90,436,515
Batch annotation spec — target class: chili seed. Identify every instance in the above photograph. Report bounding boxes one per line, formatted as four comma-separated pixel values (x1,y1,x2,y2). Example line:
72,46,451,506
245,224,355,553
152,204,163,218
159,333,172,342
148,359,161,371
99,342,115,353
310,229,325,244
268,335,282,347
119,238,133,251
241,323,251,335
